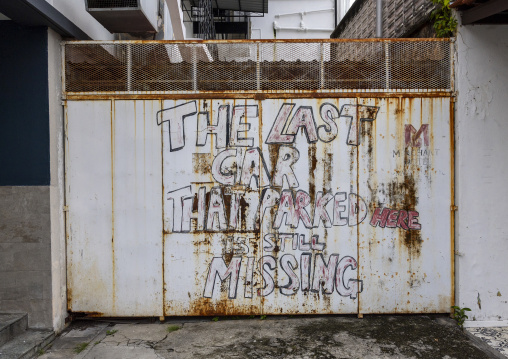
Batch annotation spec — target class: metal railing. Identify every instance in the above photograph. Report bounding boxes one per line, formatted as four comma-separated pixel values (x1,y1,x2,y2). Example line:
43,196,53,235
62,39,452,95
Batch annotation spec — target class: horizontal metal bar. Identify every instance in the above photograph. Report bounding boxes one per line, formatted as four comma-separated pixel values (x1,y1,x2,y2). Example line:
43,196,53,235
273,25,335,31
61,38,452,46
274,8,334,17
64,90,454,101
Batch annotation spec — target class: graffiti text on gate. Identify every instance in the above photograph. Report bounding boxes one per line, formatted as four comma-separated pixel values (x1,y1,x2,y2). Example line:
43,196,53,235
156,101,379,150
203,253,362,299
157,99,424,301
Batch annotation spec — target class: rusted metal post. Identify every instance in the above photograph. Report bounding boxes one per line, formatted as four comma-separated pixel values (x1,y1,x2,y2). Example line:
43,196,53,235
319,42,325,90
192,45,197,91
126,44,132,91
450,39,455,92
256,43,261,91
384,41,390,90
61,43,66,97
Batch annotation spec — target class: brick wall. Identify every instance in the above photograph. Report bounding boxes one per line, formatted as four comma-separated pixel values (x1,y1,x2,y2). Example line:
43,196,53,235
332,0,437,39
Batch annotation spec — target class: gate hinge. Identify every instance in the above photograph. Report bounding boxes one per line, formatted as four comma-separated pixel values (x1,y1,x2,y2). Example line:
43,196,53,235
451,205,458,211
63,206,69,212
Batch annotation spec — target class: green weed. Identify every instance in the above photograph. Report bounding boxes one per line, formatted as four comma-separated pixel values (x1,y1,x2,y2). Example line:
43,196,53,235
451,305,471,330
430,0,457,37
74,342,88,354
167,325,181,333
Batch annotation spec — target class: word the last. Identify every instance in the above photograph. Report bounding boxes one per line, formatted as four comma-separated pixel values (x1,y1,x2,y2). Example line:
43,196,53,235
157,101,379,151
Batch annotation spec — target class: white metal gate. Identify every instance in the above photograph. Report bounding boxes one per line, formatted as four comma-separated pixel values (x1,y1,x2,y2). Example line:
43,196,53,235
63,39,454,316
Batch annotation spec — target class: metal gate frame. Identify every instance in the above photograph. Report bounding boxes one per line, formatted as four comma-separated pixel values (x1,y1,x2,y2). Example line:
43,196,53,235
62,38,455,317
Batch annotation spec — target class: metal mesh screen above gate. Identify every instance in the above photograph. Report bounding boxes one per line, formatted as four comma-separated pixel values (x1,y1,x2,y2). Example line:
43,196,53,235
63,39,452,94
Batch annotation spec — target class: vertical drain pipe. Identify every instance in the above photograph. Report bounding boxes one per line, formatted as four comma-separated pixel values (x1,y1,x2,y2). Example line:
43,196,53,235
376,0,383,38
334,0,338,28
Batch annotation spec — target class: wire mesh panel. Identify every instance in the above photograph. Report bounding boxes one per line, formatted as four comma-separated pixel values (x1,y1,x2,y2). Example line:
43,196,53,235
197,43,257,91
131,43,194,92
65,43,129,92
63,39,453,94
259,42,321,91
324,41,386,90
389,41,451,90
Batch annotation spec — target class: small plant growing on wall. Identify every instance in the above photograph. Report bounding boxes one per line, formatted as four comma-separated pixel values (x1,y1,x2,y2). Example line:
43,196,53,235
430,0,457,37
451,305,471,330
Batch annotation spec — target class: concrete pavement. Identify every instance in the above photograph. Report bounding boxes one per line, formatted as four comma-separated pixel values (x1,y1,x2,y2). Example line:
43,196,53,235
38,315,505,359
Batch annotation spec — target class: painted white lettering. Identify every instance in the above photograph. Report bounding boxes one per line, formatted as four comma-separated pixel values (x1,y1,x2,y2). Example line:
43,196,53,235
230,105,257,147
257,256,276,297
266,103,295,144
312,254,339,294
313,191,333,228
206,187,228,231
339,104,379,146
196,105,229,148
239,148,270,189
280,254,300,296
167,186,193,232
272,146,300,188
157,101,197,151
211,149,238,185
203,256,242,299
285,106,318,143
335,256,362,299
318,103,339,142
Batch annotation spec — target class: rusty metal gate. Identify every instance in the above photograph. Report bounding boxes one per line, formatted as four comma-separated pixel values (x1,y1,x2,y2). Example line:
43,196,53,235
63,39,454,317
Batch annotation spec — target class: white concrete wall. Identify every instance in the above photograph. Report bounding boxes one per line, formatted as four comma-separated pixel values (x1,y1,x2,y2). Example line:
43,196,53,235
455,24,508,325
250,0,335,39
48,28,67,333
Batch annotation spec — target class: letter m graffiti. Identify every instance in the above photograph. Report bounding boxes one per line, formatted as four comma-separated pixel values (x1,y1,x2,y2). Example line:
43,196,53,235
405,124,429,147
203,257,242,299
